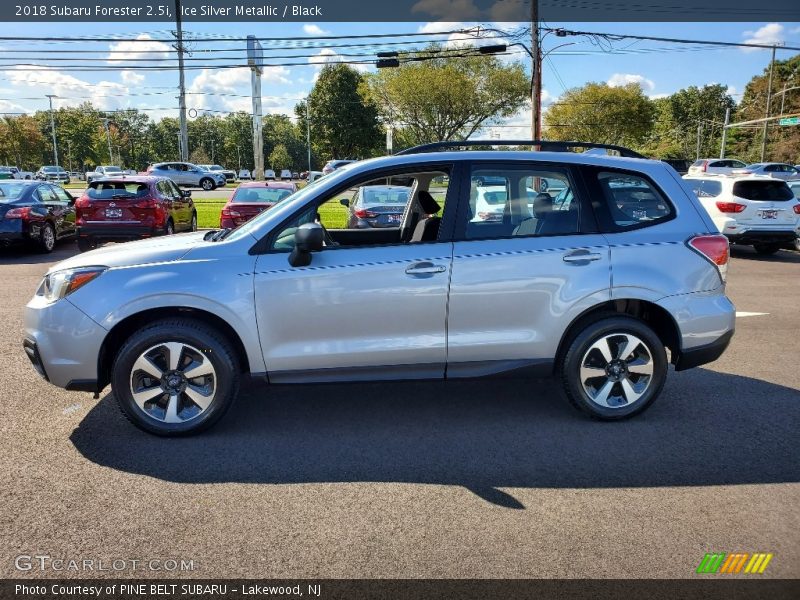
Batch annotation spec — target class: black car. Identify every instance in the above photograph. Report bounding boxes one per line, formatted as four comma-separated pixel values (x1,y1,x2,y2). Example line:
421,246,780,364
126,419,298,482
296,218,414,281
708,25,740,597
0,181,76,252
661,158,691,175
342,185,411,228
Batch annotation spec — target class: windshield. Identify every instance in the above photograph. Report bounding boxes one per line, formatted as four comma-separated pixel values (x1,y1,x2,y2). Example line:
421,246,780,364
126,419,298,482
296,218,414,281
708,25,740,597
0,182,27,200
87,181,149,199
232,187,293,203
103,166,122,173
42,166,62,173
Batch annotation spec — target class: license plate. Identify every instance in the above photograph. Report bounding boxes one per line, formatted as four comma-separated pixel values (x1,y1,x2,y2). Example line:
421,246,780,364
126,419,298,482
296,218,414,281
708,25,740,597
105,208,123,218
760,210,778,219
388,214,401,223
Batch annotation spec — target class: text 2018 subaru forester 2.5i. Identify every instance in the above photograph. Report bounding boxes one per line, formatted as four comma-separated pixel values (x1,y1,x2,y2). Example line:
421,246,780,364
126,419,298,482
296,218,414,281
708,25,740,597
23,141,735,436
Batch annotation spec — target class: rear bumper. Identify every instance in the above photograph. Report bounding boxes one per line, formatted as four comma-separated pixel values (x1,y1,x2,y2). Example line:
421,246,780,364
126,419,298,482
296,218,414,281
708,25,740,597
674,330,733,371
727,230,798,245
77,225,161,242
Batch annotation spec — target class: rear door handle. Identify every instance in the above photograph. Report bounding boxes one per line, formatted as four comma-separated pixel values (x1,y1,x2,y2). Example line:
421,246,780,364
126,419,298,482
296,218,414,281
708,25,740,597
563,250,603,263
405,261,447,275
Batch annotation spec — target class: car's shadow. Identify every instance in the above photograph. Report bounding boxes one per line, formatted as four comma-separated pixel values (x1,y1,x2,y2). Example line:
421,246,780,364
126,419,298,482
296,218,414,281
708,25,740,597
0,241,79,265
71,369,799,509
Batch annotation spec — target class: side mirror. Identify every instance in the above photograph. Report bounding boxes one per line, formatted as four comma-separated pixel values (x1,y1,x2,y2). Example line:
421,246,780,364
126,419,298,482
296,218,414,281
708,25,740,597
288,223,324,267
339,198,349,207
182,190,192,198
68,195,76,205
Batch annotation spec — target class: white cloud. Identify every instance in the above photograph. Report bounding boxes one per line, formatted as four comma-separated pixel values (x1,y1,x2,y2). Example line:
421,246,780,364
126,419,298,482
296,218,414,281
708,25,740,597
742,23,784,52
303,24,330,36
8,66,130,111
607,73,655,92
473,93,556,140
187,66,291,114
107,33,172,64
120,70,145,85
0,99,30,114
307,48,368,82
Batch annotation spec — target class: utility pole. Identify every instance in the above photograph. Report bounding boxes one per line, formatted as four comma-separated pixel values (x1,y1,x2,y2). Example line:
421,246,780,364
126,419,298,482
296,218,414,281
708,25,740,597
696,122,702,160
305,101,312,171
102,118,113,164
45,94,58,167
174,0,188,162
247,35,264,180
760,45,776,162
530,0,541,141
719,107,730,159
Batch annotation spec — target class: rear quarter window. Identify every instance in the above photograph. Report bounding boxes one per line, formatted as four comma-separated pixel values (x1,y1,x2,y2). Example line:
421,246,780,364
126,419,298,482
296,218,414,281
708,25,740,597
595,171,674,230
686,179,722,198
732,180,793,201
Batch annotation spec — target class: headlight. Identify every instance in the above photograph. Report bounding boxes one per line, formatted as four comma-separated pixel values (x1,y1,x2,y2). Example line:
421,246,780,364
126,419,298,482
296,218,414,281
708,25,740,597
37,267,106,303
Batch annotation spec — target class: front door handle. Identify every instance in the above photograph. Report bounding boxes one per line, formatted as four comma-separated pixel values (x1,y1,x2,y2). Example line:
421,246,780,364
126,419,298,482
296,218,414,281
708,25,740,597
405,261,447,275
563,250,603,263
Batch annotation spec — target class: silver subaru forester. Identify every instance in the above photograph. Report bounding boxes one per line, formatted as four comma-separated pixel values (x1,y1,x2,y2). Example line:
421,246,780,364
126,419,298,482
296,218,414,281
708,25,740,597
23,142,736,435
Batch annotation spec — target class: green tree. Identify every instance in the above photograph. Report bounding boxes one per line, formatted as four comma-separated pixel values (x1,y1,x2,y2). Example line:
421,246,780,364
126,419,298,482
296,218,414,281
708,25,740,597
296,64,383,162
268,144,292,171
645,84,735,159
222,111,253,170
544,82,655,150
0,115,45,169
364,44,529,146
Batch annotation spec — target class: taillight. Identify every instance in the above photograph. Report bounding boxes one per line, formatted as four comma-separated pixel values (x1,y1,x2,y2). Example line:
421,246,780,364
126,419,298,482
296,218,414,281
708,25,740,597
793,203,800,215
221,208,241,218
716,201,746,213
688,234,729,282
5,207,31,219
701,160,708,172
74,196,91,209
354,209,377,218
133,198,156,209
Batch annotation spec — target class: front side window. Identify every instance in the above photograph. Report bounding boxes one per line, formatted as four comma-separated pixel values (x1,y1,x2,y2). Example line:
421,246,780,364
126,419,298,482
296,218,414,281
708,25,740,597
459,166,578,240
268,169,448,252
597,171,673,228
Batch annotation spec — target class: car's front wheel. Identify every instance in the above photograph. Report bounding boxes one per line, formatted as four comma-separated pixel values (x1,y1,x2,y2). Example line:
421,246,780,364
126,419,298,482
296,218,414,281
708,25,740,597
112,319,240,436
559,315,667,420
190,212,198,231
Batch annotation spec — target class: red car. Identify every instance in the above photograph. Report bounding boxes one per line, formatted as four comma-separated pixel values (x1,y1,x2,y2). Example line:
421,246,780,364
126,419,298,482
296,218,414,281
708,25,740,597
219,181,296,229
74,176,197,252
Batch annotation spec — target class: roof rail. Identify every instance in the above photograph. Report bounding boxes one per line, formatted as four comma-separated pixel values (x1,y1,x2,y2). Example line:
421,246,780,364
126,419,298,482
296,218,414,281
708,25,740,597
394,140,646,159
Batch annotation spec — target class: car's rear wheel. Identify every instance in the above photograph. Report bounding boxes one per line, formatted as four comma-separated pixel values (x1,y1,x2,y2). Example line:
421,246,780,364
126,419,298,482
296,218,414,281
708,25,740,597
200,178,215,191
165,219,175,235
77,237,97,252
39,222,55,253
753,243,781,255
559,316,667,420
112,319,240,436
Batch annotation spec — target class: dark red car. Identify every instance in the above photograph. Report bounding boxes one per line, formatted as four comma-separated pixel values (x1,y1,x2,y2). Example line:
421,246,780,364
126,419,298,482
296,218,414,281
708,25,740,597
219,181,296,229
74,176,196,252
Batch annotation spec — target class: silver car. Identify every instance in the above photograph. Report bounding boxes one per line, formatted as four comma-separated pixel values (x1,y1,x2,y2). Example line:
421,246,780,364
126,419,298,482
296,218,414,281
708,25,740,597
738,163,800,180
24,143,735,435
149,162,226,190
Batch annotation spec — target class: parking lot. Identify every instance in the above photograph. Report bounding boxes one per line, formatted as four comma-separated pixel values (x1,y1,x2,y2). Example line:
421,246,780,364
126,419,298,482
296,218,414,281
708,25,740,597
0,243,798,579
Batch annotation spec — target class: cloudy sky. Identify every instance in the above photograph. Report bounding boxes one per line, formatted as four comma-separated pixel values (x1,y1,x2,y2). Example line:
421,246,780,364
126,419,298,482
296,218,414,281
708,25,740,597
0,20,798,139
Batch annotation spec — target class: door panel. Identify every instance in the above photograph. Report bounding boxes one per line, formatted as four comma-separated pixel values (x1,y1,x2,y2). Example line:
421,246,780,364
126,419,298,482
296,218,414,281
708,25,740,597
254,243,452,381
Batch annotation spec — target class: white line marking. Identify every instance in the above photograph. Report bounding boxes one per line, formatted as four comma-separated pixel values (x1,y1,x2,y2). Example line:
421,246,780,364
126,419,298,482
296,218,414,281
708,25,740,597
735,312,769,318
62,403,82,415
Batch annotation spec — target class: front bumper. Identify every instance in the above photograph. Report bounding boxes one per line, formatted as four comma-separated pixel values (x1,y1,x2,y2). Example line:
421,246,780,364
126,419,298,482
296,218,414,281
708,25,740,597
24,295,107,390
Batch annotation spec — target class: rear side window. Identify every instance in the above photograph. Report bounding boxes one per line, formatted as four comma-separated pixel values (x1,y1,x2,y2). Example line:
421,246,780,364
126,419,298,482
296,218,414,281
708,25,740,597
733,180,793,201
691,160,706,167
686,179,722,198
596,171,673,228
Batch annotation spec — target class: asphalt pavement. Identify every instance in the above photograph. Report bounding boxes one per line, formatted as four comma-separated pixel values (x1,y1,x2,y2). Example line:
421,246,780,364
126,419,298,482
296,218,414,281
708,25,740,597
0,242,798,579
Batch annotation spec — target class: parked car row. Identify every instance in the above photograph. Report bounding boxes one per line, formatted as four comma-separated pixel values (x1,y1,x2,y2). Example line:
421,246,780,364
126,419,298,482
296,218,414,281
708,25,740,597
688,158,800,180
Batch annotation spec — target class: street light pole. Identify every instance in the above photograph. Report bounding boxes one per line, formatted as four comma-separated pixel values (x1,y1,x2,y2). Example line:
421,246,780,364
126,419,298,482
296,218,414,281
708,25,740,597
174,0,189,162
760,45,776,162
102,118,113,164
305,100,312,171
45,94,58,167
530,0,541,141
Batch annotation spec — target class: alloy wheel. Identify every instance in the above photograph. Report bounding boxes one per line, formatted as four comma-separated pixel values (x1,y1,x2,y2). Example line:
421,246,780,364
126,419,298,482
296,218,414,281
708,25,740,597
579,333,654,408
129,342,216,423
42,224,55,251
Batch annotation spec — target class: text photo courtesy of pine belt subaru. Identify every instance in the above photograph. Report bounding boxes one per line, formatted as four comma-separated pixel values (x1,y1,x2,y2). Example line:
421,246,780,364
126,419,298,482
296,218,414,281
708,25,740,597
23,142,736,436
74,176,197,252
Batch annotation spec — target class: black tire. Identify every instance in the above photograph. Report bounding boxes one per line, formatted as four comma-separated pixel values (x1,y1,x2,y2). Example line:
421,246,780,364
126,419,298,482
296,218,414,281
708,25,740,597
190,212,198,232
77,237,97,252
200,177,215,191
794,238,800,252
559,315,667,420
112,318,240,436
39,222,55,253
753,243,781,255
165,219,175,235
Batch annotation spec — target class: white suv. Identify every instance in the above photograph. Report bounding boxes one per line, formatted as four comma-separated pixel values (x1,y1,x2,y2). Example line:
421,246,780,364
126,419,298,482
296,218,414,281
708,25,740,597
688,159,747,176
684,175,800,254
